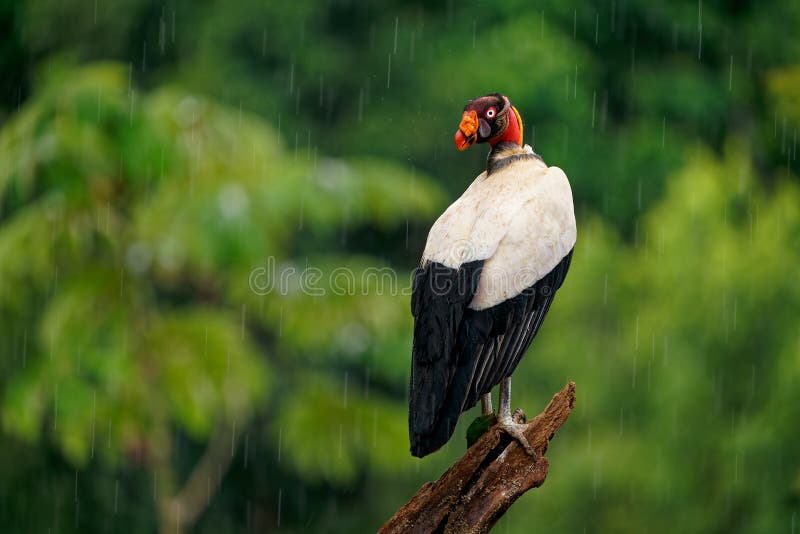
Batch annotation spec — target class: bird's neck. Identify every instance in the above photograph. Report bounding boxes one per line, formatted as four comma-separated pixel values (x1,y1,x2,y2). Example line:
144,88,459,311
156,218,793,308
486,142,544,175
489,105,524,148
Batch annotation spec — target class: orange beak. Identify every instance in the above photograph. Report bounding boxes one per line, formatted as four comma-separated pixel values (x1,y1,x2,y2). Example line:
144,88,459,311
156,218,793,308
454,110,479,151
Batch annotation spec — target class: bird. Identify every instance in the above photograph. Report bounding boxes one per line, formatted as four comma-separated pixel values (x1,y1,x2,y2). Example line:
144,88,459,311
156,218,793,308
408,93,577,458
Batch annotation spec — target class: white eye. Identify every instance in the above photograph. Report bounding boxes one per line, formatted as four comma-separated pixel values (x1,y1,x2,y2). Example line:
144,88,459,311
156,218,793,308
486,108,496,118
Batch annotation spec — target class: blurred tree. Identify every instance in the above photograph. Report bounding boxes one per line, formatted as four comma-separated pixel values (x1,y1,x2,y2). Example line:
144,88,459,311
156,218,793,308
4,0,798,235
0,62,443,532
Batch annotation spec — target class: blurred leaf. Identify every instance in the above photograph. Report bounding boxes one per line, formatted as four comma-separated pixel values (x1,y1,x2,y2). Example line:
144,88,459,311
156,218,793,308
272,373,409,486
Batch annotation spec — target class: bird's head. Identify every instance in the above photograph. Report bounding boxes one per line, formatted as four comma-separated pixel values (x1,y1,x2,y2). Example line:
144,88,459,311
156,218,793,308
454,93,523,151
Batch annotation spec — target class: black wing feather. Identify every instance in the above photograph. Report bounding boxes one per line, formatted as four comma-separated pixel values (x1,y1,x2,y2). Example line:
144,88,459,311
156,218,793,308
409,249,573,458
409,260,483,449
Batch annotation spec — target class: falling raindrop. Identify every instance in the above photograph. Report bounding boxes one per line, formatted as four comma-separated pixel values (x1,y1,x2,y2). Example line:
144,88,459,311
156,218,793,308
573,9,577,39
540,11,545,39
697,0,703,60
729,54,734,90
393,16,399,54
277,488,282,527
231,420,237,458
472,20,476,48
574,64,578,99
129,88,136,126
592,457,601,499
594,12,599,44
90,390,96,458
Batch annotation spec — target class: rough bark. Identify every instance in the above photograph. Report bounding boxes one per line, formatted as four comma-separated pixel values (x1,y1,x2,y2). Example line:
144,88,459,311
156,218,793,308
380,382,576,534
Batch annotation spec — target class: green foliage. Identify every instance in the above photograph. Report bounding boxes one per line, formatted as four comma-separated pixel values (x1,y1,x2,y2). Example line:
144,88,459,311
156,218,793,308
273,373,409,485
465,414,495,448
0,62,443,531
0,63,271,469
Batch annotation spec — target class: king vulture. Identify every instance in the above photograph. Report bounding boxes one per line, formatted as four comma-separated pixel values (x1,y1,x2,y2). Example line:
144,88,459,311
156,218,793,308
408,93,576,458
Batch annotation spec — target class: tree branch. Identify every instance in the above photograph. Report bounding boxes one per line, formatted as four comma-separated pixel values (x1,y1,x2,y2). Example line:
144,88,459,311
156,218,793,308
159,424,235,534
380,382,576,534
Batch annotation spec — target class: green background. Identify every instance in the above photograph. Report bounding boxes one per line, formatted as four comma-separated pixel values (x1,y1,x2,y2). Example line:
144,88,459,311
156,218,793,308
1,0,799,532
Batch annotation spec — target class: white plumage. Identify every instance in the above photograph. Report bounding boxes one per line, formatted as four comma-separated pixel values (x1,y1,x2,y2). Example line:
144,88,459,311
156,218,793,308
421,148,576,310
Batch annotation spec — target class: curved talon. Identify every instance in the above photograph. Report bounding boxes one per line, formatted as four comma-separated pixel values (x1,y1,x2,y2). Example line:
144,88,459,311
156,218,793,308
497,416,537,458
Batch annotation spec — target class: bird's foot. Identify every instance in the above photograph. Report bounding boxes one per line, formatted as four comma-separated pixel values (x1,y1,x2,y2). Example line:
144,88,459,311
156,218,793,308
496,415,536,458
